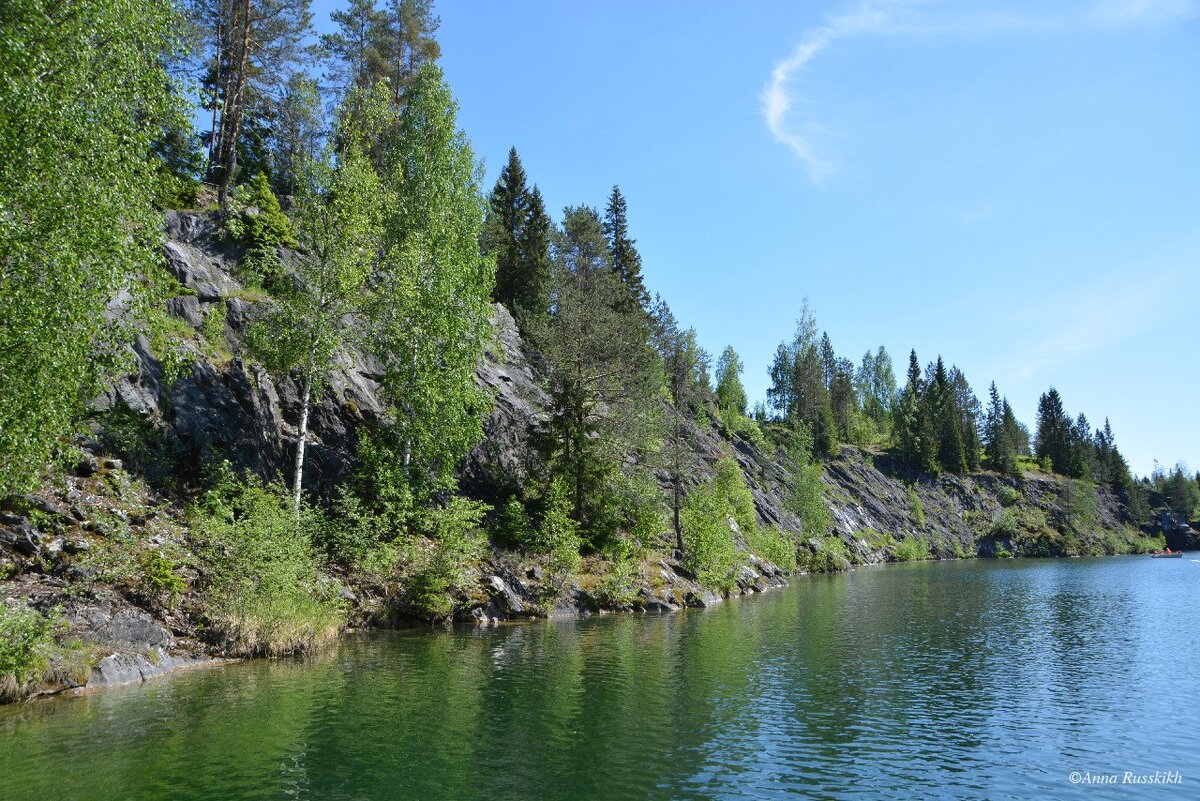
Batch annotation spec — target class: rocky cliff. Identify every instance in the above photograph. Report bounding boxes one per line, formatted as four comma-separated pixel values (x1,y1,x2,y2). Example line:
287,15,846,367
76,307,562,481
0,210,1170,701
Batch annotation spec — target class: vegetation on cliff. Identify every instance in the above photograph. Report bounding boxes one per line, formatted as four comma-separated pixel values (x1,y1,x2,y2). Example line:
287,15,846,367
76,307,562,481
2,0,1197,701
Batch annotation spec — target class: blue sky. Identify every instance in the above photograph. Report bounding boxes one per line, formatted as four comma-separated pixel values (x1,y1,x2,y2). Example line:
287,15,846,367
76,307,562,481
309,0,1199,476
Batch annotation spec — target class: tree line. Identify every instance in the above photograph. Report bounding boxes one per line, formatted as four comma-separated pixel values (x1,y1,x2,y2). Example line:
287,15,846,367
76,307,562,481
2,0,1192,565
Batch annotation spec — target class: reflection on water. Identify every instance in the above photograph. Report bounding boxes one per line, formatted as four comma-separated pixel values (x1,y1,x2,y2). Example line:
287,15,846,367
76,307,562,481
2,557,1197,800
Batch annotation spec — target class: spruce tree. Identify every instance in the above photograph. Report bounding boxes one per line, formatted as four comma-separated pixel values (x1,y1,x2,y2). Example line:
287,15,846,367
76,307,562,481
603,185,650,311
928,357,967,474
984,382,1018,475
1035,388,1072,474
896,350,935,472
484,148,551,330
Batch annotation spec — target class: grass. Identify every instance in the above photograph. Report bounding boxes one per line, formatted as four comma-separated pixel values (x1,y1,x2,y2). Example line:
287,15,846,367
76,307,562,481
0,602,95,702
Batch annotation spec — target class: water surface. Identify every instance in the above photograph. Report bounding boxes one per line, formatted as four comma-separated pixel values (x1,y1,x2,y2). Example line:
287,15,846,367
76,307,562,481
2,557,1197,799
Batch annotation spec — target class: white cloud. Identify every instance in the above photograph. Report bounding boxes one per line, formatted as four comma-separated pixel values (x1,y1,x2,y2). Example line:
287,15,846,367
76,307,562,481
762,5,890,184
1090,0,1198,27
763,0,1198,184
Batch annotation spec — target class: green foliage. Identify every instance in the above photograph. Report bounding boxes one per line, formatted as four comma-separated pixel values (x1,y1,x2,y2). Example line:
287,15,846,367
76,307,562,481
798,535,852,573
907,486,926,528
714,345,748,421
484,148,552,328
0,0,185,495
540,204,664,544
370,65,496,498
890,536,931,562
225,172,297,285
1062,479,1101,535
96,401,179,491
201,302,229,356
990,508,1019,539
135,550,187,608
745,525,798,572
998,485,1023,507
526,479,583,580
592,552,642,608
403,498,490,622
0,602,64,693
680,481,744,593
189,464,345,656
712,457,756,534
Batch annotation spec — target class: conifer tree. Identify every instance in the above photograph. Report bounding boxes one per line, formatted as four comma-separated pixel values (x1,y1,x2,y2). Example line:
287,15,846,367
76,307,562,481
1035,388,1072,474
896,350,936,472
928,357,967,474
950,367,981,471
379,0,441,107
193,0,314,205
541,206,664,541
322,0,390,99
484,148,551,330
603,185,650,311
983,382,1019,474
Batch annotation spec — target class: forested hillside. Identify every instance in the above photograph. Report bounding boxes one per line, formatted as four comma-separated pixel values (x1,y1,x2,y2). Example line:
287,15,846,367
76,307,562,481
3,0,1197,703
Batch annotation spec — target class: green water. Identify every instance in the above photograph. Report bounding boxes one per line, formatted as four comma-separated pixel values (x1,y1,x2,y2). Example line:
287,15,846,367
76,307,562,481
2,557,1198,800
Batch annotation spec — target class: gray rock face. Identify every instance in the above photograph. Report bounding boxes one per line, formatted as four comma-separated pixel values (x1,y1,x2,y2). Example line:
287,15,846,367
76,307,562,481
89,650,215,690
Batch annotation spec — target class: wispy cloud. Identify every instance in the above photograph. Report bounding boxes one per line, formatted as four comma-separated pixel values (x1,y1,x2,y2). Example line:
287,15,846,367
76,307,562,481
995,266,1187,384
1090,0,1198,27
762,5,890,184
763,0,1198,183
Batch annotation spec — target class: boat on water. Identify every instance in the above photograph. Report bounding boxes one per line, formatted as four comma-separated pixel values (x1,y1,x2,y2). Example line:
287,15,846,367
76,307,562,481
1151,552,1183,559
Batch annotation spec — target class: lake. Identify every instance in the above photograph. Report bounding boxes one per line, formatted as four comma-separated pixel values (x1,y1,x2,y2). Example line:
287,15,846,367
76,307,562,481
2,557,1197,800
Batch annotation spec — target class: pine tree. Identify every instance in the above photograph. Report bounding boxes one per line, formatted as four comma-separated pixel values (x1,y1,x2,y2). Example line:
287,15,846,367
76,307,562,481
950,367,981,471
193,0,315,206
603,185,650,311
655,302,710,550
819,332,837,389
379,0,441,107
540,205,664,541
322,0,390,99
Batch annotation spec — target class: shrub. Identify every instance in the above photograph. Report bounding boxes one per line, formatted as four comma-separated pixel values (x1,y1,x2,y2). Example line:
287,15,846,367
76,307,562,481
0,602,63,695
998,485,1023,507
798,535,852,573
403,497,490,622
907,486,926,528
712,456,756,534
990,508,1019,539
890,536,930,562
224,172,295,285
190,464,345,656
592,554,641,609
745,525,797,572
681,482,743,593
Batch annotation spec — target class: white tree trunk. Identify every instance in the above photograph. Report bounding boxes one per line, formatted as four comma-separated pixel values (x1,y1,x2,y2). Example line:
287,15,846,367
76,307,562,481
292,371,313,520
